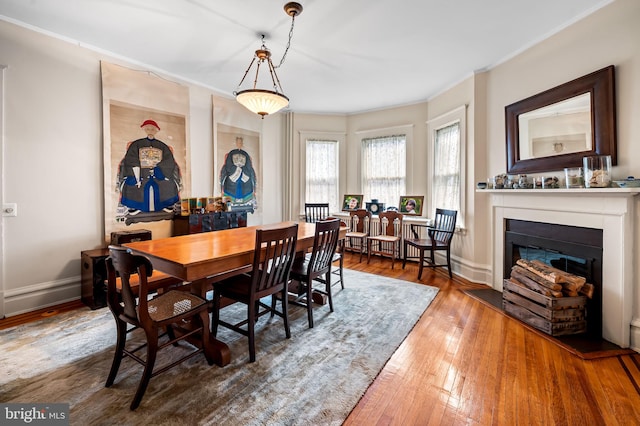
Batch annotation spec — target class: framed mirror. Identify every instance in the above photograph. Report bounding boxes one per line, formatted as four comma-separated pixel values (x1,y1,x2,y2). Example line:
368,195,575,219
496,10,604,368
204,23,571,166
506,65,616,174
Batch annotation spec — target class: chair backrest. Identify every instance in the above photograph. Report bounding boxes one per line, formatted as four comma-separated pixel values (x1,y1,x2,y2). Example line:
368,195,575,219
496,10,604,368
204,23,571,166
106,245,153,322
307,218,341,274
349,209,372,234
432,208,458,244
376,211,403,237
251,222,299,295
304,203,329,223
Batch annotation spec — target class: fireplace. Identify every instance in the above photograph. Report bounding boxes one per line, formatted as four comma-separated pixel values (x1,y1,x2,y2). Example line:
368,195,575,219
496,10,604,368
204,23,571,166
504,219,603,338
488,188,639,348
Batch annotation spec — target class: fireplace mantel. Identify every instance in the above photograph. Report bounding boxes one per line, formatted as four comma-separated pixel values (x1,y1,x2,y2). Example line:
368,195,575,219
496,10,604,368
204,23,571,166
484,188,640,348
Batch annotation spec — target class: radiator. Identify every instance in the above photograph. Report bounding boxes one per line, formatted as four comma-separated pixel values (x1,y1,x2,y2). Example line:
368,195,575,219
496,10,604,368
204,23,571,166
342,215,428,259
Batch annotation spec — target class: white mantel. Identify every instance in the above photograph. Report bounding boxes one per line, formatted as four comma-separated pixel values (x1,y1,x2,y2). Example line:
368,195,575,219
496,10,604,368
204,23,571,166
484,188,640,349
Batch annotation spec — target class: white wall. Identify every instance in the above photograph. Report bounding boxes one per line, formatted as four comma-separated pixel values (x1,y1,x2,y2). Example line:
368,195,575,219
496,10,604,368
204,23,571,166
1,0,639,320
0,20,282,315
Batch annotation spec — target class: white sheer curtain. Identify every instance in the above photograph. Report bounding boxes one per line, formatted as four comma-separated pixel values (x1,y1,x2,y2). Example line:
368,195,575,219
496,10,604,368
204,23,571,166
306,139,339,213
433,123,461,212
361,135,406,207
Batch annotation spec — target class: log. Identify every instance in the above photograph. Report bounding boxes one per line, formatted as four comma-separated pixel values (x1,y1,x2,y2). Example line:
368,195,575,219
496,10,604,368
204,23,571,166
579,282,595,299
511,265,562,291
510,269,563,297
530,259,586,291
516,259,561,283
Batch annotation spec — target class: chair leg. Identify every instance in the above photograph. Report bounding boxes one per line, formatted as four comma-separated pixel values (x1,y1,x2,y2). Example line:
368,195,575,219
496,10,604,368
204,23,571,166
105,318,128,388
306,278,314,328
402,241,408,269
391,244,395,269
417,248,425,280
131,330,158,410
367,239,372,264
338,256,344,289
325,271,334,313
281,287,291,339
359,238,365,263
247,302,256,363
446,249,453,278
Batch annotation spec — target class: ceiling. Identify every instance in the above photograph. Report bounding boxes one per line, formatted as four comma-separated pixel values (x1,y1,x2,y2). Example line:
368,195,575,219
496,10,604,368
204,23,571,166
0,0,610,115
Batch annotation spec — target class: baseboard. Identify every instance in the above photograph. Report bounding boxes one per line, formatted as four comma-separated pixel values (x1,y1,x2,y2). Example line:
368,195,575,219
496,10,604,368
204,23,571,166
629,317,640,352
3,276,80,317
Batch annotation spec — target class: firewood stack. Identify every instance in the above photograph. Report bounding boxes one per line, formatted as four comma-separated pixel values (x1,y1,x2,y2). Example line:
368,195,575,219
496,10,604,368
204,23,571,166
508,259,594,299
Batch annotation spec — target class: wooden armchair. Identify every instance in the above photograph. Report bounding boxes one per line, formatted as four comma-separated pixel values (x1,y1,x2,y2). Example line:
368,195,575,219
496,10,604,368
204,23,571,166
402,208,457,279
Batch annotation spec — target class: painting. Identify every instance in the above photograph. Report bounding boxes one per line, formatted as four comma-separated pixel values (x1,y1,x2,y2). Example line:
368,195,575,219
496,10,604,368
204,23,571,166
399,196,424,215
101,61,190,242
342,194,363,211
216,123,261,210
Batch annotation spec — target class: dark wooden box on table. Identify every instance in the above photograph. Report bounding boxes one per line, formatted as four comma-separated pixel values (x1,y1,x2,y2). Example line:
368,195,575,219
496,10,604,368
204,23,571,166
502,279,587,336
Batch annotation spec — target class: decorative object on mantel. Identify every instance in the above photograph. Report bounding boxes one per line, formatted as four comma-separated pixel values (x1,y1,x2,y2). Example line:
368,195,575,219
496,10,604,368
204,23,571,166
583,155,612,188
365,199,385,215
539,176,560,189
613,177,640,188
234,2,303,118
564,167,584,188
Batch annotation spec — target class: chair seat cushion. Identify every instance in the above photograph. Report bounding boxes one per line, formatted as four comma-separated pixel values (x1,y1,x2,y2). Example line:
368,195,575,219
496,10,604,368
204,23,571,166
345,232,366,238
369,235,400,243
147,290,207,322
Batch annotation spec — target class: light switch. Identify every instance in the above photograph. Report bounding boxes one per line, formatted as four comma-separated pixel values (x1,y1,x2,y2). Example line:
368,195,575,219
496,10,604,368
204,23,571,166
3,203,17,217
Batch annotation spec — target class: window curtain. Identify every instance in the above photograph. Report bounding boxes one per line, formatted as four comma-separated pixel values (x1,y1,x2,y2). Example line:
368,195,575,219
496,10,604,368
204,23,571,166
361,135,406,207
306,140,339,213
433,123,460,212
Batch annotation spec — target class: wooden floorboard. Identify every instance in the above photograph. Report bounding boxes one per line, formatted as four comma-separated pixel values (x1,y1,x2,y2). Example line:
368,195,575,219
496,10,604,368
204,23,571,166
342,253,640,425
3,253,640,424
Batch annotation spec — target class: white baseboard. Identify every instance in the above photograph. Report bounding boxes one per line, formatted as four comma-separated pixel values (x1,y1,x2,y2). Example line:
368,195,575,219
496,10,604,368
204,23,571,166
3,276,81,317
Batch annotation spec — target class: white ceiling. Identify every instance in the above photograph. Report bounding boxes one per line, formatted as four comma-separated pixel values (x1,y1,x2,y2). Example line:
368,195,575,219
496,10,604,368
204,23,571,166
0,0,610,115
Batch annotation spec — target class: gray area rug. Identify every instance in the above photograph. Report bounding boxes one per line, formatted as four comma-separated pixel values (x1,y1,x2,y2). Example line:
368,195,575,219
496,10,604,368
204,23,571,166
0,269,438,425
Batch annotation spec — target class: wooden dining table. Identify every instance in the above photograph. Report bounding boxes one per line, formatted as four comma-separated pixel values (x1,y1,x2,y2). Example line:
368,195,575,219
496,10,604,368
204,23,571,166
123,220,347,366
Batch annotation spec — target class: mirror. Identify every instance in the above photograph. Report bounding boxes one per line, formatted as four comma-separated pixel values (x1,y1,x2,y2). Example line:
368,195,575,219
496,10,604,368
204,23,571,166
506,65,616,174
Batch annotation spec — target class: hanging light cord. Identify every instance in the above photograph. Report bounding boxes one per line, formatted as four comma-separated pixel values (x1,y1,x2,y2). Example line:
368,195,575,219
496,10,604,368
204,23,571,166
274,12,297,69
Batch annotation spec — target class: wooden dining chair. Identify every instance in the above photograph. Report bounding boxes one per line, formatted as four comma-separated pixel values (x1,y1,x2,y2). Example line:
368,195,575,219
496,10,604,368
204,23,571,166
105,245,214,410
304,202,330,223
289,218,341,328
367,211,403,269
211,222,298,362
324,216,348,289
344,209,371,262
402,208,457,279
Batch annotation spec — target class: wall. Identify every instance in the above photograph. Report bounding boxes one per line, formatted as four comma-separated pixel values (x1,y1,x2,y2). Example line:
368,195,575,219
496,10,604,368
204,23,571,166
1,0,639,323
0,20,283,315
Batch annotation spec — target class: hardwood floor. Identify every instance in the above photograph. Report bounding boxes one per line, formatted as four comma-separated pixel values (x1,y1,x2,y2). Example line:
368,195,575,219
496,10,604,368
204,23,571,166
342,253,640,425
2,253,640,424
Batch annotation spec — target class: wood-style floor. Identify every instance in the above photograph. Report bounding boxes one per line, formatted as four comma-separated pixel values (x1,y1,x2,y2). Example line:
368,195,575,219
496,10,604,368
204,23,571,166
342,253,640,426
2,253,640,424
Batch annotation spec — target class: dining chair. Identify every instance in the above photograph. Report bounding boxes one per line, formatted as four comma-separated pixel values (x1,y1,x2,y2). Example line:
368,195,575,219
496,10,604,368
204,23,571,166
324,216,348,289
289,218,341,328
402,208,457,279
104,245,214,410
367,211,403,269
211,222,298,362
344,209,371,262
304,202,330,223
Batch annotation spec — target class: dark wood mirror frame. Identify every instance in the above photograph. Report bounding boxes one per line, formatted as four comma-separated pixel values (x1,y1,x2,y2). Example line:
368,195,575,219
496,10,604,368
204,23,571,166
506,65,616,174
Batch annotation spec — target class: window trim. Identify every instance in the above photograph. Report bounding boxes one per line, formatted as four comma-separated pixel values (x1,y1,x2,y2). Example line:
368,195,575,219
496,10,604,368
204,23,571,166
299,130,345,216
427,105,466,228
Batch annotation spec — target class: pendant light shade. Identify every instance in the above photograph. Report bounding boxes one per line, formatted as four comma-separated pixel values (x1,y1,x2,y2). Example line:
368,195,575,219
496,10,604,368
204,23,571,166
234,2,302,118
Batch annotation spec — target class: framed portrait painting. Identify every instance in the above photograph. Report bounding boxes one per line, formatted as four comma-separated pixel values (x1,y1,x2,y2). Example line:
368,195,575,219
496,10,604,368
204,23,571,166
399,196,424,215
342,194,363,211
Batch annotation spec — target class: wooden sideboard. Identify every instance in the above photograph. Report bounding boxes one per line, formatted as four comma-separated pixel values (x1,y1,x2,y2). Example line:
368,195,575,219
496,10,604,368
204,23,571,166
172,212,247,236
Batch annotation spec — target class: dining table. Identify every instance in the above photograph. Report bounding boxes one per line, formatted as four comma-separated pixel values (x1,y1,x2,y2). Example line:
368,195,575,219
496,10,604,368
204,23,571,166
123,220,347,366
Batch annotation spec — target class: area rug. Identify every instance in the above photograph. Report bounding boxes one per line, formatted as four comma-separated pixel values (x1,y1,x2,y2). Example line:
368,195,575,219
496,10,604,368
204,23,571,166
0,269,438,425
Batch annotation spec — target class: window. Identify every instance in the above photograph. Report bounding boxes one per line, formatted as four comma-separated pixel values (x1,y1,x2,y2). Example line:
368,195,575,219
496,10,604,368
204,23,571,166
428,105,466,226
305,139,339,213
361,135,406,207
